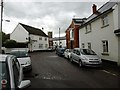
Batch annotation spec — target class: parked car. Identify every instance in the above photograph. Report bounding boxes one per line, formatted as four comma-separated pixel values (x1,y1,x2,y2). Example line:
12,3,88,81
64,49,72,59
10,50,32,72
56,48,66,56
70,48,102,67
0,54,31,89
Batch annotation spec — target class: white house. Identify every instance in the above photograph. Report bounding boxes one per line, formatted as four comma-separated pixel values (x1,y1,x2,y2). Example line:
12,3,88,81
79,2,120,66
53,36,66,48
10,23,49,52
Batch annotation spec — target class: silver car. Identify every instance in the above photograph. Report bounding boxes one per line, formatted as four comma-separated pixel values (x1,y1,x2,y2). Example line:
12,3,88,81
10,50,32,72
0,54,31,89
70,48,102,67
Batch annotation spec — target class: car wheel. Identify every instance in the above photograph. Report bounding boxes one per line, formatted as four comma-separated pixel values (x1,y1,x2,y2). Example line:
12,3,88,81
79,60,83,67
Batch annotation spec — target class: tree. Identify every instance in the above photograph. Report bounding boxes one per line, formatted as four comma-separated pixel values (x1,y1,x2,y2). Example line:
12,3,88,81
2,32,10,47
4,39,17,48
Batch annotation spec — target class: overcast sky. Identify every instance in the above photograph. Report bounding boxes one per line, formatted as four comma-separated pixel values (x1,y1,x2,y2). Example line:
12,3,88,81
1,0,109,37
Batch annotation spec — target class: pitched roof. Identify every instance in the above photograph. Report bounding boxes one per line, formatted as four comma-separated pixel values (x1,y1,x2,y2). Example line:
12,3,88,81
80,2,117,28
73,18,86,25
19,23,48,37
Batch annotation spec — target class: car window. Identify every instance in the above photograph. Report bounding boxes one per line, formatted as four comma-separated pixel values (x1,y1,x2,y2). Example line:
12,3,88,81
76,50,80,55
12,60,20,88
81,49,96,55
0,62,10,89
73,50,76,54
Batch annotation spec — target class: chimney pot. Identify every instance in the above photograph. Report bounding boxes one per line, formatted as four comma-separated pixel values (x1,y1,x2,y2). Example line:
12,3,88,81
92,4,97,14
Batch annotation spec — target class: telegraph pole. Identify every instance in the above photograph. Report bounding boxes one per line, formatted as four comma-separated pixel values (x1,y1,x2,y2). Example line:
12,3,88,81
0,0,3,54
59,27,60,46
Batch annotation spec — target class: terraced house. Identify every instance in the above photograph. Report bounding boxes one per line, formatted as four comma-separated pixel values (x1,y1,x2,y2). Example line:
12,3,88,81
10,23,49,52
79,2,120,66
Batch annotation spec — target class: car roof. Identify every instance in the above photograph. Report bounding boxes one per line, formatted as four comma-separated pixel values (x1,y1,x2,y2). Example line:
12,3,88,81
0,54,13,62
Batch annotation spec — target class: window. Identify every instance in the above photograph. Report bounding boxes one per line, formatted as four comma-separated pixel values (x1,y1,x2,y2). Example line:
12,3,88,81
39,44,43,48
102,15,108,26
102,40,108,53
88,42,91,49
72,30,74,38
39,37,42,40
45,38,47,41
12,60,19,88
81,43,85,48
86,24,91,33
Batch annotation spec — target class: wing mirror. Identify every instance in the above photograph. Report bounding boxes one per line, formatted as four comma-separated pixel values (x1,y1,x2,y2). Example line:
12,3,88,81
18,80,31,89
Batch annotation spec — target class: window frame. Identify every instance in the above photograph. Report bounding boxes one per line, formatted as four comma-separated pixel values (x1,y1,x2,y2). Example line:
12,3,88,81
88,42,91,49
81,43,85,48
102,40,109,55
101,15,109,28
85,24,92,34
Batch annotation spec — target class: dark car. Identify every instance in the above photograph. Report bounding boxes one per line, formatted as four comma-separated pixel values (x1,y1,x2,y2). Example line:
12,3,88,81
56,48,66,56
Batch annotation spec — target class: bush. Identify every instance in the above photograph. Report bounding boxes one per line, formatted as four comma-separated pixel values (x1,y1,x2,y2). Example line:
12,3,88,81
4,40,28,48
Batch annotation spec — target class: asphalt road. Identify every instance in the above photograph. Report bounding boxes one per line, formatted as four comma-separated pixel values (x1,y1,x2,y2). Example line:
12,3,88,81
24,51,120,88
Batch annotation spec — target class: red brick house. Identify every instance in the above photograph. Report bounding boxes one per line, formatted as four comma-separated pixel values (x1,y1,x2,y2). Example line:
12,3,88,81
65,18,86,49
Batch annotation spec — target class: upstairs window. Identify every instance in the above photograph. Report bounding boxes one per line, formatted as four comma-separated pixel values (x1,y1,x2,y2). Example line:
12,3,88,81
86,24,92,33
39,37,42,40
102,15,109,27
45,37,47,41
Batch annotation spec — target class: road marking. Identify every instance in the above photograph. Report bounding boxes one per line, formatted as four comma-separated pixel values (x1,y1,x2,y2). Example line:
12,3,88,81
101,70,118,77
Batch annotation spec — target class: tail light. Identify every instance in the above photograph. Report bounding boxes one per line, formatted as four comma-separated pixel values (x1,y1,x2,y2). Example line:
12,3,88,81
1,79,7,88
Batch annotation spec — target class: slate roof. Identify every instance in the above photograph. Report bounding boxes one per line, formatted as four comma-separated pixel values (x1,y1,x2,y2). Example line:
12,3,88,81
20,23,48,37
81,2,117,27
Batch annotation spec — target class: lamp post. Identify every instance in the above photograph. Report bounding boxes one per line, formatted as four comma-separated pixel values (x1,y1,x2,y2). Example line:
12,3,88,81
0,0,3,54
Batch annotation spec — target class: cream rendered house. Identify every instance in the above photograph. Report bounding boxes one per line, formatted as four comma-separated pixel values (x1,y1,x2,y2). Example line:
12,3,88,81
79,2,120,66
10,23,49,52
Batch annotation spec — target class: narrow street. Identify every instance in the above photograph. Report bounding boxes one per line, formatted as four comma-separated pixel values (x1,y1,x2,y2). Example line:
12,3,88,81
24,51,120,88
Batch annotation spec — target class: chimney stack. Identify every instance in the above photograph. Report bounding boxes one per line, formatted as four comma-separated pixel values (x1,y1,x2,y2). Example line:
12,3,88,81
92,4,97,14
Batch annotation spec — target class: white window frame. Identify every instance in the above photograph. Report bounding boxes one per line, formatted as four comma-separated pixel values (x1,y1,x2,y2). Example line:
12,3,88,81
81,43,85,48
88,42,91,49
102,40,109,53
102,15,109,27
39,37,42,40
86,24,92,33
45,37,47,41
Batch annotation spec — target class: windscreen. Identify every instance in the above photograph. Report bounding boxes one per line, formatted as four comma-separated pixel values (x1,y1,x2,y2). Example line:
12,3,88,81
10,51,28,58
81,49,96,55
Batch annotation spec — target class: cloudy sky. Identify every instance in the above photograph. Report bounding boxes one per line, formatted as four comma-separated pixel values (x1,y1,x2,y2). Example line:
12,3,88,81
1,0,109,37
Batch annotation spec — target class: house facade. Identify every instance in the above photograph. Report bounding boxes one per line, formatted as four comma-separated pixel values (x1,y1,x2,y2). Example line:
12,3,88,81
10,23,49,52
65,18,86,49
53,36,66,48
79,2,120,66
